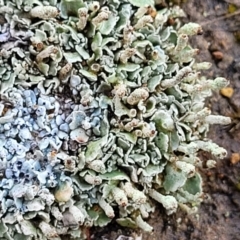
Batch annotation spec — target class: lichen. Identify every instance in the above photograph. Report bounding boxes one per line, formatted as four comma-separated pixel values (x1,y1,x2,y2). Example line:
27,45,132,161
0,0,231,239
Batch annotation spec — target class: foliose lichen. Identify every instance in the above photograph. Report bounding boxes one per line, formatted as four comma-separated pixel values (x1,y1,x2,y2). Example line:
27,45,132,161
0,0,231,239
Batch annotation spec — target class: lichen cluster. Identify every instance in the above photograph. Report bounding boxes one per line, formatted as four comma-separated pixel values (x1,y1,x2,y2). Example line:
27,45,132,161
0,0,231,239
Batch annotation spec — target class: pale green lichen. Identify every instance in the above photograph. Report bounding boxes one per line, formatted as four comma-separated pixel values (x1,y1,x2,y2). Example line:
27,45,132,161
0,0,231,239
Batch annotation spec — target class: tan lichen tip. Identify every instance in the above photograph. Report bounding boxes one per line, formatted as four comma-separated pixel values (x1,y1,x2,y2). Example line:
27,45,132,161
54,182,73,203
30,6,59,19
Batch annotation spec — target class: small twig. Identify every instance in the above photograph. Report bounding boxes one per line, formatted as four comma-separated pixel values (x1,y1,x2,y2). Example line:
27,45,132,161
201,9,240,26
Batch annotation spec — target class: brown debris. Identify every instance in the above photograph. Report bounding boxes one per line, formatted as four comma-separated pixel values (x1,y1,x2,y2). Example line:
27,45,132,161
230,153,240,164
220,87,234,98
212,51,223,60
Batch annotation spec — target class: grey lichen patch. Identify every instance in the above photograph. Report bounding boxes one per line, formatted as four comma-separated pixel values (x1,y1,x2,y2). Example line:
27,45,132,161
0,0,231,239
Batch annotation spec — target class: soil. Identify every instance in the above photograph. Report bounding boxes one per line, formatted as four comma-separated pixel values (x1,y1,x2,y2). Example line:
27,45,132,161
91,1,240,239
